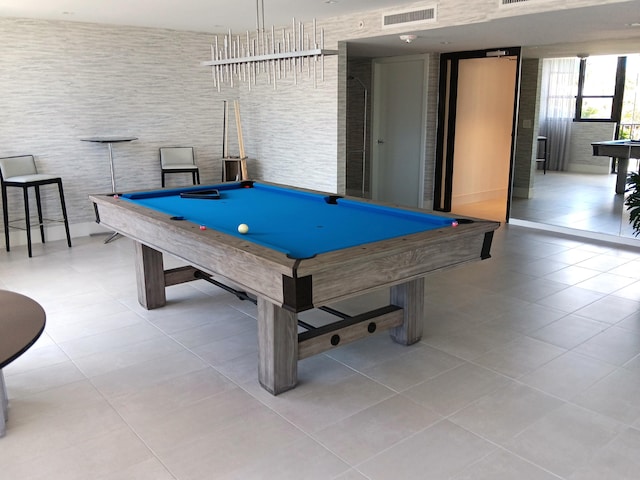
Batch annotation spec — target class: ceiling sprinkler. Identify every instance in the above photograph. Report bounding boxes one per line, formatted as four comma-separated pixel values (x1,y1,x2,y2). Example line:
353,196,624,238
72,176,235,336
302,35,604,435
399,34,417,44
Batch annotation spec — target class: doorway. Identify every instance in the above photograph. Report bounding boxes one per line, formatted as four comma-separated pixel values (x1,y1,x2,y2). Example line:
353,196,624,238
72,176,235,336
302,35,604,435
512,53,640,241
370,56,428,208
434,48,521,222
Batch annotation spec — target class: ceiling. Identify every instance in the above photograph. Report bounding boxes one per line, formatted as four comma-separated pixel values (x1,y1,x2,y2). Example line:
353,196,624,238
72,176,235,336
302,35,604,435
2,0,640,59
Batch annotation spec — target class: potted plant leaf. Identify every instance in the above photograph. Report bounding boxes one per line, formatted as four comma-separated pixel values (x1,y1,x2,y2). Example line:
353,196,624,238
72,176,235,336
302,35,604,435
625,171,640,236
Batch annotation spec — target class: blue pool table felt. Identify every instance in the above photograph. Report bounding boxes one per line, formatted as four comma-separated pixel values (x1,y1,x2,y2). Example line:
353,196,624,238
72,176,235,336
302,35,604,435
122,183,455,259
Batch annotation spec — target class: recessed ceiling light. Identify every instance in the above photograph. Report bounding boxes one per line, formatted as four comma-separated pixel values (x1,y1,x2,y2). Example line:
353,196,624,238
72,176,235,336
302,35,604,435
627,22,640,27
325,0,338,4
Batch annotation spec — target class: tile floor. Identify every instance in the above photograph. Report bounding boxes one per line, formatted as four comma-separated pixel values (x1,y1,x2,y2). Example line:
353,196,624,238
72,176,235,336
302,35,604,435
1,226,640,479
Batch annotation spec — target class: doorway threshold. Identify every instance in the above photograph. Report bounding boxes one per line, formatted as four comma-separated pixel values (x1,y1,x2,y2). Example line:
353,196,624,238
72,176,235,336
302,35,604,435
509,218,640,248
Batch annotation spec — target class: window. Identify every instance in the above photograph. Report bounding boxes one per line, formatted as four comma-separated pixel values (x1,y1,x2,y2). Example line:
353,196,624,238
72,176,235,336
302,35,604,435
575,55,625,122
620,55,640,139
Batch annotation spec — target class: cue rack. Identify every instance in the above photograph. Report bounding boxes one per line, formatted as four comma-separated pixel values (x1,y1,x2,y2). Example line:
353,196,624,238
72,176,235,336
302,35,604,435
221,100,249,182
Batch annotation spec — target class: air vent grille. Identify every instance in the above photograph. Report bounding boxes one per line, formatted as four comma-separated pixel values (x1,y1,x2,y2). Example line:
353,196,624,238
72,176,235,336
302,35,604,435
382,6,436,28
501,0,531,5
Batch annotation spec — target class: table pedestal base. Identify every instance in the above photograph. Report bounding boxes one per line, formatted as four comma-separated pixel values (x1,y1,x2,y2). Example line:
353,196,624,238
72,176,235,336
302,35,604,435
0,371,7,437
131,242,427,395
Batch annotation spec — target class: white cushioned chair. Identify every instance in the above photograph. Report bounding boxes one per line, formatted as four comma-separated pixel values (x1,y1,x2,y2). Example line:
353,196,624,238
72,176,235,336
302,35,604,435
160,147,200,187
0,155,71,257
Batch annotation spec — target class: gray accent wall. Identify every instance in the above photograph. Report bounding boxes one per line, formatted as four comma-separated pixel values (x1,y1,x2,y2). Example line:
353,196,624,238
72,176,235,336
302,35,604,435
513,58,542,199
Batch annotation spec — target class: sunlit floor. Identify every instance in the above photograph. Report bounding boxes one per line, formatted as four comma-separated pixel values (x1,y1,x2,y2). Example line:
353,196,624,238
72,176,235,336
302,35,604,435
1,227,640,479
452,198,507,223
511,170,635,238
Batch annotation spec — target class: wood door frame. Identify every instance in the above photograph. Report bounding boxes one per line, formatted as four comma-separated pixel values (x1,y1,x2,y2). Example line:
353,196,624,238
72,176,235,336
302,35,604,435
433,47,522,221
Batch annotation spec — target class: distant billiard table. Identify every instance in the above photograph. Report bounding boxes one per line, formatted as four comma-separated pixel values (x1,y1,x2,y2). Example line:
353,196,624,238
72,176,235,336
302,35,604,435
592,140,640,194
90,181,499,394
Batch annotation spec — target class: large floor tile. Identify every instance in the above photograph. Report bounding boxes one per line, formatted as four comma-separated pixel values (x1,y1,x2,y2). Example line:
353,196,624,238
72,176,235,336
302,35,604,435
450,383,564,445
528,314,607,349
314,395,441,465
361,343,464,391
473,336,566,378
520,351,617,400
452,450,560,480
569,427,640,480
506,404,624,478
221,435,350,480
403,363,511,416
573,368,640,425
357,420,496,480
572,326,640,365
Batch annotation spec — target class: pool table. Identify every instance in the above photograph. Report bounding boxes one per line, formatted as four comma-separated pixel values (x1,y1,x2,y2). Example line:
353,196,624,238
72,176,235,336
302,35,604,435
89,181,499,395
592,140,640,194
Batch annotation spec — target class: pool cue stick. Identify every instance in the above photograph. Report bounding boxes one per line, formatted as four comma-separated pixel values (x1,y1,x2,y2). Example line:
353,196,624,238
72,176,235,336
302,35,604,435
222,100,227,158
224,100,230,158
234,100,246,159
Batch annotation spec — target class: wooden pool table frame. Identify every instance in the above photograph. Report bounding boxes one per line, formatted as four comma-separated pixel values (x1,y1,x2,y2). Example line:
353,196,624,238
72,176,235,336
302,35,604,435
90,181,499,395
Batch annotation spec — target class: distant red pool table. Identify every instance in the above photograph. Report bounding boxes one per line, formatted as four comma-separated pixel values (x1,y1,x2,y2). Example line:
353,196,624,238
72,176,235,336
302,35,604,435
90,181,499,394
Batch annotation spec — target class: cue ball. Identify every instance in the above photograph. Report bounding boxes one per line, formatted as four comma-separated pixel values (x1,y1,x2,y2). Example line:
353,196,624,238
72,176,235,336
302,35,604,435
237,223,249,234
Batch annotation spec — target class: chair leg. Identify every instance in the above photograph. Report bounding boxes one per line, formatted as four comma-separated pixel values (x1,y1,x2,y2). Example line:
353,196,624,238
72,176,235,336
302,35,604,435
161,173,166,188
57,180,72,248
35,185,45,243
196,171,200,184
23,187,32,257
1,186,9,252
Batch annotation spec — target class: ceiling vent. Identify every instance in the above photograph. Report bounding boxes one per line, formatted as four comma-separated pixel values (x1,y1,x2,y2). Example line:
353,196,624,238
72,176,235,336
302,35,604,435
382,6,436,29
500,0,531,5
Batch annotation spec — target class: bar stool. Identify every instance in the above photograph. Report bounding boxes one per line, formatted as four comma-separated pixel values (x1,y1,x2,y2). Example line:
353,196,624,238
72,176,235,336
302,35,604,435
0,155,72,257
536,136,548,174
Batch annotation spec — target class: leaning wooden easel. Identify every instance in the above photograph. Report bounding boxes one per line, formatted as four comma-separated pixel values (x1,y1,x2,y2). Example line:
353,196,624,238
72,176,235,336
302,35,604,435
222,100,249,181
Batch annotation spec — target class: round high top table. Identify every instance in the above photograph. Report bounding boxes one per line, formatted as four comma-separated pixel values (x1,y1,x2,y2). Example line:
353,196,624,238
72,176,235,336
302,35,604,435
81,136,138,243
0,290,46,437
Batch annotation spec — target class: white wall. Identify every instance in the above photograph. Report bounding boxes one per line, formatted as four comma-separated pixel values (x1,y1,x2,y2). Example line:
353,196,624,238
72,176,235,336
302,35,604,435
0,18,221,239
0,17,339,244
567,121,617,174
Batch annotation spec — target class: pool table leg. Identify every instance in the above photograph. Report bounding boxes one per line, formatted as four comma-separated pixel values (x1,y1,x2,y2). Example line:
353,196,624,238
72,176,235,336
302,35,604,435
257,297,298,395
615,157,629,194
134,242,166,309
389,277,425,345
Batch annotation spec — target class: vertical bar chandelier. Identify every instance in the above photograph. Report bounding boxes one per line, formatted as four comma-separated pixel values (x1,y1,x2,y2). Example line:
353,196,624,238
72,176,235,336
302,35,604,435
201,0,338,90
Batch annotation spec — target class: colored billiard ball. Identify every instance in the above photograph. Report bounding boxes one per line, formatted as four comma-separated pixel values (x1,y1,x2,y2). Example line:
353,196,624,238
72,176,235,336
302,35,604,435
199,225,206,230
237,223,249,234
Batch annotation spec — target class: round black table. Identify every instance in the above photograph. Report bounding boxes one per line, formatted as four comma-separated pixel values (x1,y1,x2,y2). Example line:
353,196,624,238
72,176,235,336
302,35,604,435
0,290,46,437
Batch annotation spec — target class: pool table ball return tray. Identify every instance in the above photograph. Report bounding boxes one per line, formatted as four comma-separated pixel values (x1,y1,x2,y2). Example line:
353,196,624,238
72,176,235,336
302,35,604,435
89,181,499,395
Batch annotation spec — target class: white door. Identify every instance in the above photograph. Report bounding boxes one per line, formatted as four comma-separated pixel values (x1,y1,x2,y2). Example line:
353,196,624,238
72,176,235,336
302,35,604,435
371,57,427,208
